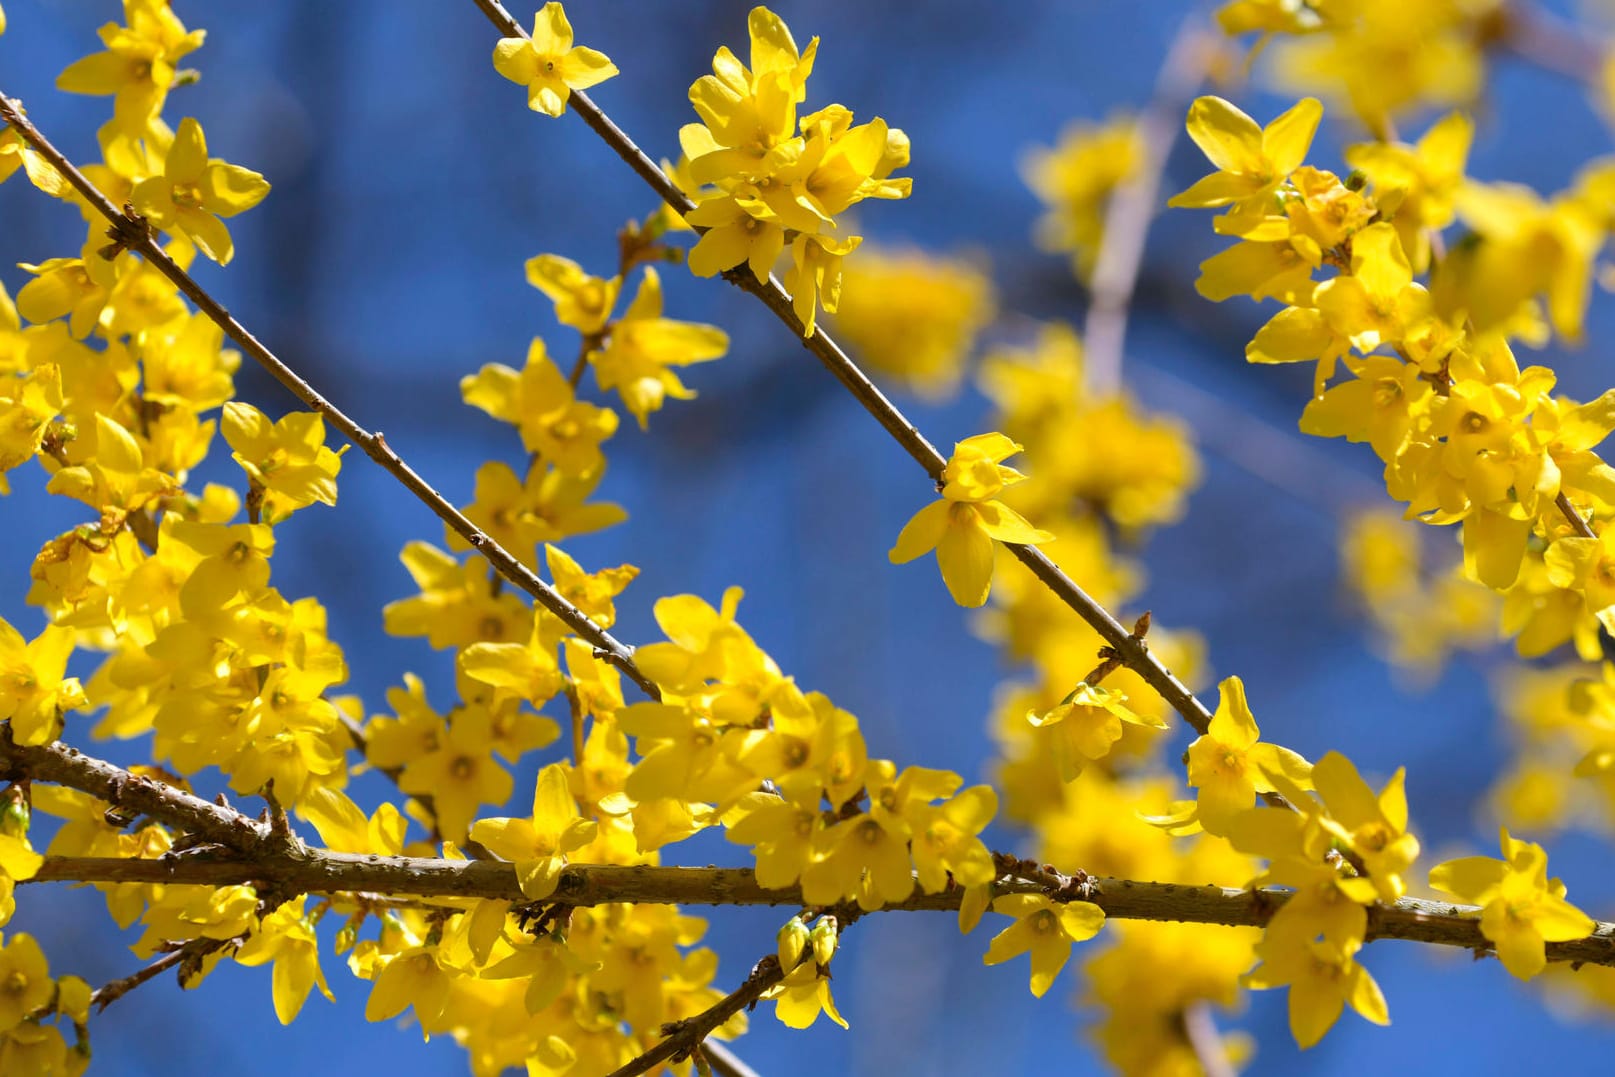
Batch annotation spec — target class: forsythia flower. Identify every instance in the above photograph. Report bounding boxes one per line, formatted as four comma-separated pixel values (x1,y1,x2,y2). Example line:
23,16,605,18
1184,675,1312,836
1243,935,1388,1048
1168,96,1322,222
469,763,598,899
982,893,1105,998
0,619,85,746
888,433,1055,607
233,896,335,1024
1027,682,1168,782
678,6,911,336
491,3,618,117
130,117,270,265
1428,828,1596,980
829,246,996,398
221,403,346,524
588,268,728,428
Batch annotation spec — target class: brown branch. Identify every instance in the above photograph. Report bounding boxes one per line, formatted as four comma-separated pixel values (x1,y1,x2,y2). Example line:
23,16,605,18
606,954,781,1077
1082,19,1214,396
464,0,1219,739
23,852,1615,968
1557,490,1597,539
0,92,659,703
90,937,234,1012
0,729,266,850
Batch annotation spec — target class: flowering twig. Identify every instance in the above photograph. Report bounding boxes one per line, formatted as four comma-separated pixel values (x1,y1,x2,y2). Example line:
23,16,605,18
0,92,659,702
463,0,1219,737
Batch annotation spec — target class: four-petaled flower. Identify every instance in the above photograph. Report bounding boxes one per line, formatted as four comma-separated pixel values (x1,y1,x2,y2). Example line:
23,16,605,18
492,3,618,117
889,433,1055,607
1429,827,1596,980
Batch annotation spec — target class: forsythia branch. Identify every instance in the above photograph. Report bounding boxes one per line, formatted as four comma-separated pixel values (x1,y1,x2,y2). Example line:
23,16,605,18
13,733,1614,970
465,0,1219,737
0,91,660,701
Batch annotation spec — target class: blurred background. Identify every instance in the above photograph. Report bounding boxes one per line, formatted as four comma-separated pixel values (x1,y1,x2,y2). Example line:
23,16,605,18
3,0,1615,1073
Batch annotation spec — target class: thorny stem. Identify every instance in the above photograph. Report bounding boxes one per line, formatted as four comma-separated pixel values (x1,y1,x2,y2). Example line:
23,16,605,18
0,93,660,703
466,0,1218,739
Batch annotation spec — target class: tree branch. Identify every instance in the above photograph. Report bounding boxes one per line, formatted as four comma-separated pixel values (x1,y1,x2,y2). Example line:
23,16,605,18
21,853,1615,968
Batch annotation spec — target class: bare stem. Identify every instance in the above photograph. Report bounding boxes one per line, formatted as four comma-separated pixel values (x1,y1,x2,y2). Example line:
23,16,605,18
90,937,234,1012
1083,19,1213,396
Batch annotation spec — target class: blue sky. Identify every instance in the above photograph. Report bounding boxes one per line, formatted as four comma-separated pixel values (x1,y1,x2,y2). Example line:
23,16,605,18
3,1,1615,1073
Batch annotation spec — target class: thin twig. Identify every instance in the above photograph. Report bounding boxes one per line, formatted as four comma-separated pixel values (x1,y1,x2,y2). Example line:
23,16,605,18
605,955,782,1077
89,937,234,1012
1083,18,1214,396
0,92,659,702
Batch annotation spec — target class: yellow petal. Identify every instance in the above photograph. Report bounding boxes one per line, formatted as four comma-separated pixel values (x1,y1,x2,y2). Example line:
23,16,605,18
935,507,994,607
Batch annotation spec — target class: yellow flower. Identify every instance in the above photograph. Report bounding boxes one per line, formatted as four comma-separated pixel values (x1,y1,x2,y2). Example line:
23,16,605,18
0,934,52,1033
233,896,335,1024
1184,676,1312,836
397,705,514,841
1022,116,1144,280
524,253,621,334
1428,828,1596,980
131,117,270,265
0,618,85,746
982,893,1105,998
766,960,848,1030
1243,935,1388,1048
469,763,597,899
1308,751,1420,902
0,365,63,480
1312,223,1430,353
589,268,727,428
888,433,1055,607
54,0,205,121
829,245,996,398
1027,682,1168,782
1169,96,1322,217
221,403,346,524
491,3,618,117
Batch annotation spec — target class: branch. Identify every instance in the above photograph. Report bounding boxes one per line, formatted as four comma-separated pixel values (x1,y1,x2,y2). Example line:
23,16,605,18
0,729,266,850
1082,19,1214,396
10,732,1609,966
605,955,781,1077
90,937,235,1012
0,92,659,703
23,853,1615,968
465,0,1218,738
